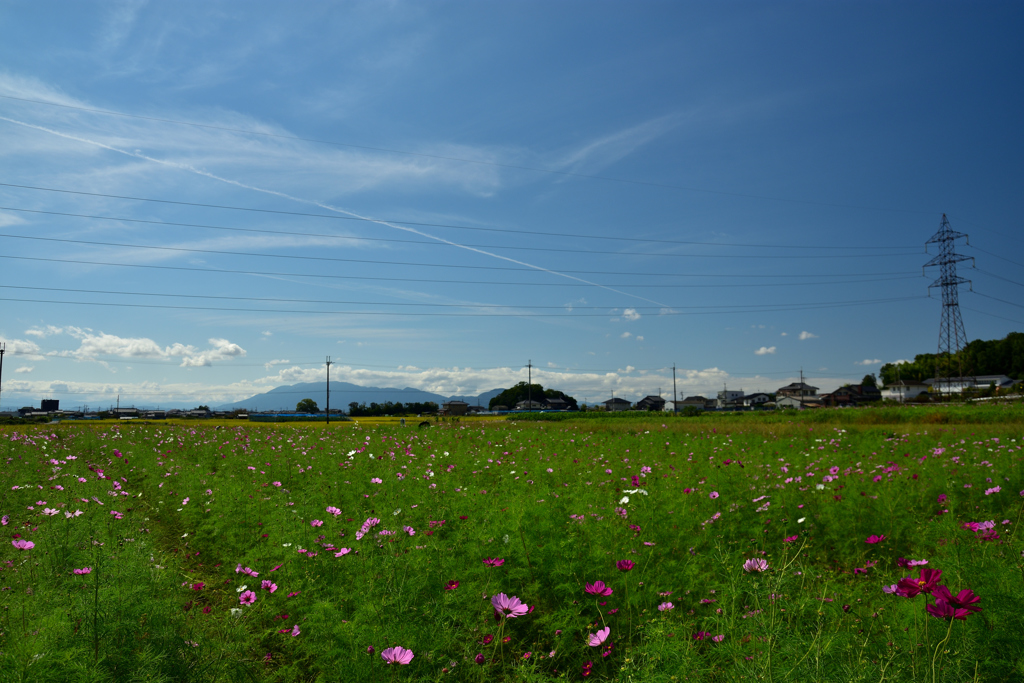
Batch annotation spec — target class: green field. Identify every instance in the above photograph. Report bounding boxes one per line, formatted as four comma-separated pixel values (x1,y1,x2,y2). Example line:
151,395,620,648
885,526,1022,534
2,407,1022,682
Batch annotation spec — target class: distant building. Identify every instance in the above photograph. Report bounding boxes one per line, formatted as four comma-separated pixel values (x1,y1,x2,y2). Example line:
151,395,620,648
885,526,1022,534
924,375,1019,394
603,397,632,412
777,382,819,398
41,399,59,412
742,393,772,407
716,390,744,408
882,380,929,402
635,395,667,411
544,397,572,410
442,400,469,416
514,399,546,410
820,384,882,407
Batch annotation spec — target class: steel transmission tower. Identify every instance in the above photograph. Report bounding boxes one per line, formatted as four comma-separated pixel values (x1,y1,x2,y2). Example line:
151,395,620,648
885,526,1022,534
924,214,973,394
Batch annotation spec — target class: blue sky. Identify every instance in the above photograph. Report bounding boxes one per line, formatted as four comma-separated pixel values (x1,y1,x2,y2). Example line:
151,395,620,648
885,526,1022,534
0,1,1022,410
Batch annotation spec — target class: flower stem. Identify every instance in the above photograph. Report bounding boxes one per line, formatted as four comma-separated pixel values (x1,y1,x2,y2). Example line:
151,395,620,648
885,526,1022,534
930,618,955,683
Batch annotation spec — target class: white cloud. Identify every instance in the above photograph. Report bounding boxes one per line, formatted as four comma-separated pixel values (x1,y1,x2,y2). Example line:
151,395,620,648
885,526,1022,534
799,331,818,340
890,359,912,365
636,336,644,342
780,332,788,337
754,346,776,356
620,332,632,339
547,362,557,368
0,336,44,360
261,331,273,337
622,309,641,321
39,327,246,367
264,359,290,370
15,366,34,374
855,359,882,366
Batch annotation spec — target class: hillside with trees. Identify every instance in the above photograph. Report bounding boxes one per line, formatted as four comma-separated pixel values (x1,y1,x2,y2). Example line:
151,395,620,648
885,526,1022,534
880,332,1023,385
487,382,578,410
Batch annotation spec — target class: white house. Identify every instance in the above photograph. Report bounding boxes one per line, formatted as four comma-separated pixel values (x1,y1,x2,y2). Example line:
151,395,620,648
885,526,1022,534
882,380,929,402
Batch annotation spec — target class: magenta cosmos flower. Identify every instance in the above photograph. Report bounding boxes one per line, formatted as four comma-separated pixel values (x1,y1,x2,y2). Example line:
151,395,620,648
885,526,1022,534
864,535,886,544
588,627,610,647
482,557,505,567
896,568,943,598
239,590,257,605
585,581,613,596
616,559,635,572
491,593,529,618
380,646,414,665
926,599,972,621
73,567,92,575
743,558,768,573
933,585,982,614
658,602,674,611
12,540,34,550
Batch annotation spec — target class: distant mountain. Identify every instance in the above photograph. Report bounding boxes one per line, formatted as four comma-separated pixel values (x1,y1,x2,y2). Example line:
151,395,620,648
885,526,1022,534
214,382,505,413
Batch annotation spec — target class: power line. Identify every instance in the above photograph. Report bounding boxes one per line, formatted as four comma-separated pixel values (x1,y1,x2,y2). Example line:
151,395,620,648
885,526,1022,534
0,254,922,284
0,232,920,269
971,290,1024,311
0,294,926,317
0,204,921,255
0,95,935,215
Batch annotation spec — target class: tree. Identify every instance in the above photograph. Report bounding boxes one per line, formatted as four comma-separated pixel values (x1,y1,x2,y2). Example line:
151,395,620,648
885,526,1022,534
194,405,210,411
861,374,877,388
488,382,578,410
296,398,319,413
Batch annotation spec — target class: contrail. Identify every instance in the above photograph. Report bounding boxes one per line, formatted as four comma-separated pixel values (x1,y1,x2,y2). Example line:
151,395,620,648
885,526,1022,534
0,115,671,309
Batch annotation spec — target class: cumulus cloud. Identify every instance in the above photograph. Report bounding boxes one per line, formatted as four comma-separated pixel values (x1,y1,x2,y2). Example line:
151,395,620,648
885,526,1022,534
799,331,818,340
622,308,641,321
0,336,44,360
40,327,246,367
15,366,34,373
620,332,632,339
264,359,290,370
780,332,788,337
636,336,644,342
855,359,882,366
754,346,777,356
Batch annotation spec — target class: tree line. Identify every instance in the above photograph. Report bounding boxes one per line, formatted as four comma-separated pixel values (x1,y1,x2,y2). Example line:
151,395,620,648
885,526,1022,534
879,332,1023,385
346,401,439,417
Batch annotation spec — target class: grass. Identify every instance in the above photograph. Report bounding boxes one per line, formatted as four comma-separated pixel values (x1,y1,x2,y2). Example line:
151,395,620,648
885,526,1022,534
1,407,1023,681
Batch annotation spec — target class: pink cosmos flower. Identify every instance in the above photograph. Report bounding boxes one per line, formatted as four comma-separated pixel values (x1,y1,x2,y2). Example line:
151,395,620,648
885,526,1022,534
444,580,459,591
585,581,613,596
261,580,278,593
588,627,610,647
381,646,414,665
73,567,92,575
334,548,351,557
926,599,971,621
616,559,635,572
191,582,205,590
12,540,34,550
1,515,8,526
712,634,725,643
370,478,383,484
783,535,798,543
709,491,719,499
933,585,982,614
864,535,886,544
658,602,674,611
483,557,505,567
692,631,711,641
896,567,943,598
291,624,301,636
491,593,529,618
239,590,257,605
325,506,342,516
743,558,768,573
310,520,323,527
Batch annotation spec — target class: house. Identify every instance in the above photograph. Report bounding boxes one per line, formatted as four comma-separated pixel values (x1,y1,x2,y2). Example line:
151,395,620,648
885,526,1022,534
742,392,772,407
776,395,822,410
603,397,632,412
516,397,548,409
882,380,930,402
111,407,141,418
820,384,882,407
635,395,667,411
41,399,59,412
544,397,571,410
924,375,1019,394
717,390,744,408
777,382,819,398
442,400,469,416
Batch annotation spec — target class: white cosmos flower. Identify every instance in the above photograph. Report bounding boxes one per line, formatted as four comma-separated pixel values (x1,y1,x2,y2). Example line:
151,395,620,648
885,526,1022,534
236,585,248,592
619,496,630,505
797,517,806,524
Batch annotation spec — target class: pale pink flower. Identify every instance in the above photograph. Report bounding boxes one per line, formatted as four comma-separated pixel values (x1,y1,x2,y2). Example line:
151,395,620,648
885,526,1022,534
380,646,414,665
588,627,610,647
291,624,301,637
709,491,719,499
491,593,529,618
334,548,351,557
743,558,768,573
12,540,34,550
658,602,674,611
310,519,323,527
239,590,257,605
73,567,91,575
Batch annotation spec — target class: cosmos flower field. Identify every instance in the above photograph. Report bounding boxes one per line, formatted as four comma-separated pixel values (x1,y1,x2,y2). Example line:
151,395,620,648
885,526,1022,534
1,412,1023,682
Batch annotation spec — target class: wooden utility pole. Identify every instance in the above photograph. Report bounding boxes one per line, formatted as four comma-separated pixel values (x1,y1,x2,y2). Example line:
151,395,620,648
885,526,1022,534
325,356,333,425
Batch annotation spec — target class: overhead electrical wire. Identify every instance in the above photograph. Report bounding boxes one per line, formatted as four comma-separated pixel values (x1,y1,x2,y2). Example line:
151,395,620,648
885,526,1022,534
0,294,926,317
0,204,922,257
0,95,935,215
0,254,923,288
0,182,919,250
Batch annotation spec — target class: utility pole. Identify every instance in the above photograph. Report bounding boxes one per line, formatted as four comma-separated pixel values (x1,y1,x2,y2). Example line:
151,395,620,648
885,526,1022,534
325,356,333,425
672,364,677,414
925,214,973,400
527,360,533,412
0,343,5,413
